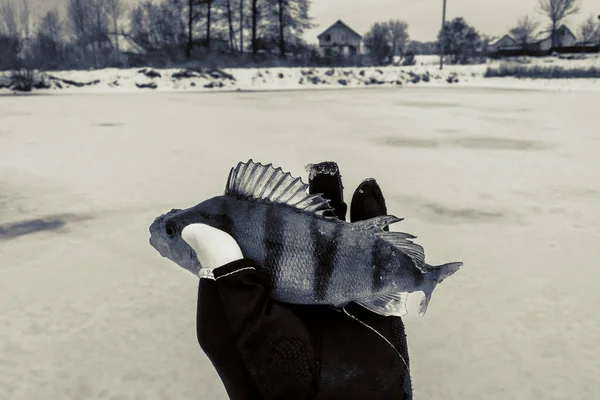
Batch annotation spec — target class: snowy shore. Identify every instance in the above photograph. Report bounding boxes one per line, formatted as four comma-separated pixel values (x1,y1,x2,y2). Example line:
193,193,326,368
1,54,600,94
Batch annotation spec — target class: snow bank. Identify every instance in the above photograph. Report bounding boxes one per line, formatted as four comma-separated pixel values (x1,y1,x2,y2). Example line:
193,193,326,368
1,54,600,95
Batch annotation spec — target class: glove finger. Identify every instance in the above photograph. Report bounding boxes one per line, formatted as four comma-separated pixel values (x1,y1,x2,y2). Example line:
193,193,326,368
350,178,389,231
306,161,347,221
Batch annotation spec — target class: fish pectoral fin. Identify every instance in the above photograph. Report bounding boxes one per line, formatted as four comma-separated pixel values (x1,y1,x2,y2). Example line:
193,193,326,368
355,292,410,317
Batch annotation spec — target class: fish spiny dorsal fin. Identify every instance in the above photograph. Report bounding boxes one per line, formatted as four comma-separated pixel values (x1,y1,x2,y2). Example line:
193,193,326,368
224,160,336,217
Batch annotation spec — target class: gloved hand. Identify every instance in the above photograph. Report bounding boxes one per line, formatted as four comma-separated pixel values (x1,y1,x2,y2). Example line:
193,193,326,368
181,223,244,280
193,162,412,400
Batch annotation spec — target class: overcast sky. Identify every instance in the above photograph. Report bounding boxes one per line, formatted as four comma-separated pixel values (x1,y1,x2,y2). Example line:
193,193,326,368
25,0,600,42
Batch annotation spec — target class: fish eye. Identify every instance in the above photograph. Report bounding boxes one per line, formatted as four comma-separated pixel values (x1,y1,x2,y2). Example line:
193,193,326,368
165,222,176,237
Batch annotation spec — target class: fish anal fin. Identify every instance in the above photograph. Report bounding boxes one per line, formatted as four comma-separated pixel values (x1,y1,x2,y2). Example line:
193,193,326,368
355,292,409,317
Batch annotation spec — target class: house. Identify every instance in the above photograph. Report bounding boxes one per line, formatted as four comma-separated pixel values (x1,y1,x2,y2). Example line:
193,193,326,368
317,20,362,57
488,34,517,52
490,24,579,55
526,25,577,51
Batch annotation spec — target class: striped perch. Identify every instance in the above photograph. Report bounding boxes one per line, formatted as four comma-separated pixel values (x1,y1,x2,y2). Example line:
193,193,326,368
148,160,463,317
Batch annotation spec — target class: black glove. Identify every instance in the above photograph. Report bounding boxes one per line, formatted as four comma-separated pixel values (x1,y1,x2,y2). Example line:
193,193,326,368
196,162,412,400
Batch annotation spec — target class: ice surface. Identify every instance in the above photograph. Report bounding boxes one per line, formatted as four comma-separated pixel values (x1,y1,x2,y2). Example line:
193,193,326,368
1,86,599,399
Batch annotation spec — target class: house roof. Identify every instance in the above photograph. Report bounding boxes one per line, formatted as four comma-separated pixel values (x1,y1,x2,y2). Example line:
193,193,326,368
489,34,516,46
105,33,147,54
529,25,577,43
317,20,362,40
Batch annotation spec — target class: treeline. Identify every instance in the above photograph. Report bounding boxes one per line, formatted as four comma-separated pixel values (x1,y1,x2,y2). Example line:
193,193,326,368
2,0,597,72
0,0,315,71
362,17,487,66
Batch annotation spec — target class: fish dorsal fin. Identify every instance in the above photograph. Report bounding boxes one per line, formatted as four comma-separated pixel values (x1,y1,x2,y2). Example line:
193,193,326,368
378,231,426,271
353,216,425,271
225,159,336,216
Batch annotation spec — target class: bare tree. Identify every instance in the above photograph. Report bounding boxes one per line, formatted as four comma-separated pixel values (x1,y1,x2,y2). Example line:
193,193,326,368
90,0,109,66
38,8,63,43
35,8,64,66
510,16,540,45
538,0,580,48
260,0,312,57
67,0,109,67
131,0,187,54
277,0,284,56
105,0,126,53
579,14,600,45
0,0,21,69
225,0,236,51
203,0,213,49
239,0,243,52
387,19,410,58
89,0,109,38
67,0,90,43
185,0,205,59
1,0,19,37
251,0,258,54
186,0,194,57
19,0,30,40
0,0,32,63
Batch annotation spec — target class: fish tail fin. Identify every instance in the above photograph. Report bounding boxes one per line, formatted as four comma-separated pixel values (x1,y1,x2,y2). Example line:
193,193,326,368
429,261,463,284
418,261,463,316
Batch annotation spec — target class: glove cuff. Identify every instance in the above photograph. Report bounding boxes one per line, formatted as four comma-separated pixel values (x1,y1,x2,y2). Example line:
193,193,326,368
213,258,258,279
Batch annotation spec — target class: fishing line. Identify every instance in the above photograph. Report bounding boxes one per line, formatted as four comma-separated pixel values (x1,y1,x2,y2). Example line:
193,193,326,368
342,306,408,368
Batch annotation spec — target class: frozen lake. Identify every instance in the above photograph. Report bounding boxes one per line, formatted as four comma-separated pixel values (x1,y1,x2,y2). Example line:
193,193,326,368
1,87,599,399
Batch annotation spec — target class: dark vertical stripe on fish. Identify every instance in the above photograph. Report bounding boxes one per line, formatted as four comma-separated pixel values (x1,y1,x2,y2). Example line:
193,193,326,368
313,219,341,300
254,202,268,267
264,203,284,282
371,237,387,291
217,198,233,236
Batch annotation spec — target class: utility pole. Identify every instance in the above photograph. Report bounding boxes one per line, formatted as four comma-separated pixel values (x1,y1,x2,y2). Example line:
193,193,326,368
439,0,447,70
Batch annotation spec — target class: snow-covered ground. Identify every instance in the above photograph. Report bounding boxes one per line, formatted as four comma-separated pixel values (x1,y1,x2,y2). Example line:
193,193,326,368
1,54,599,95
1,87,599,399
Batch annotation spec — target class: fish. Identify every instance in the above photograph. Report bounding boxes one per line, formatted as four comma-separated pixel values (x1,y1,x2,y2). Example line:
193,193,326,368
148,159,463,317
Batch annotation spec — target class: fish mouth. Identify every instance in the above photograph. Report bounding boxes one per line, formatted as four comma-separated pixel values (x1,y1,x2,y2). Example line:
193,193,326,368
149,235,168,258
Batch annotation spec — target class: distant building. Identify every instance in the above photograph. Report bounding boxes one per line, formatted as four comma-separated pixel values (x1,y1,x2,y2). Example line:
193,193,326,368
489,25,578,53
317,20,362,57
487,34,518,52
105,33,148,56
527,25,577,50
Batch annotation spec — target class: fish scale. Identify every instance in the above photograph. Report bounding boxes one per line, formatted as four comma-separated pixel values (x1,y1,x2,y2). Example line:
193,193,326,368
148,160,464,317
